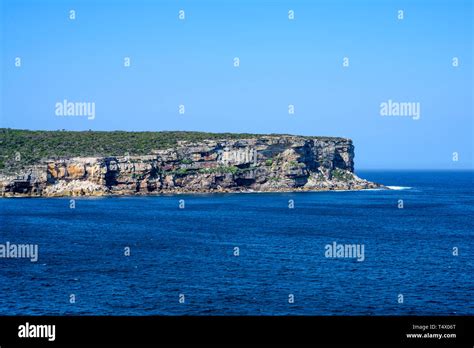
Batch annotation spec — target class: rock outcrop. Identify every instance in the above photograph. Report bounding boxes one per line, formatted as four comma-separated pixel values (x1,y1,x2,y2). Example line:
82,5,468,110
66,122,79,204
0,135,383,197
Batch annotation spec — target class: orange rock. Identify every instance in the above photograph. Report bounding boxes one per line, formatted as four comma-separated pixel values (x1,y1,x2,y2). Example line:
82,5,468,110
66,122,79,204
47,163,58,178
66,164,85,179
58,166,67,178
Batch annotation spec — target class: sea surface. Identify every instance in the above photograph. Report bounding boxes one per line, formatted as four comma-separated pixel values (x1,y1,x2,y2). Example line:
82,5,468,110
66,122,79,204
0,170,473,315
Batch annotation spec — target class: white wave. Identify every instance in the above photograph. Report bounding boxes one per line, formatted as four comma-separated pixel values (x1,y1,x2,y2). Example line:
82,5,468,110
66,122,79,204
386,186,412,190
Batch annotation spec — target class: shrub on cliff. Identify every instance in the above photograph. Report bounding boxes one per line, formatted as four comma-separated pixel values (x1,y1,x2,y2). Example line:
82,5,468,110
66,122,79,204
0,128,263,173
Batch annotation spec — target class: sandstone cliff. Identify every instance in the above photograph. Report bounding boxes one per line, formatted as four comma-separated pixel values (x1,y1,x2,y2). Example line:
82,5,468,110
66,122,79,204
0,135,382,197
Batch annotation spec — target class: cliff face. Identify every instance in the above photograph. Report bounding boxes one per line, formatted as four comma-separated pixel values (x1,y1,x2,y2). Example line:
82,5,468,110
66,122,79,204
0,136,381,197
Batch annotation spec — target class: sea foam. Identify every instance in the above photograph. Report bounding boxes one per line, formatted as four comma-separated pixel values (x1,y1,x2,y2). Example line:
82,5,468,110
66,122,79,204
386,186,412,190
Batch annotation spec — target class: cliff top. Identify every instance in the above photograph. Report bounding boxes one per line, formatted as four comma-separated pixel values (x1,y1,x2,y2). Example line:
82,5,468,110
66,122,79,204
0,128,349,172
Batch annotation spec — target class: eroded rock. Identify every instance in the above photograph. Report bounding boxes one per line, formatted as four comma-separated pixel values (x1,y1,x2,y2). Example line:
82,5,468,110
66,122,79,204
0,135,383,197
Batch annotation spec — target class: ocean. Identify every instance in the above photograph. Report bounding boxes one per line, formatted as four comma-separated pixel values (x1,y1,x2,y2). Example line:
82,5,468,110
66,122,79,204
0,170,473,315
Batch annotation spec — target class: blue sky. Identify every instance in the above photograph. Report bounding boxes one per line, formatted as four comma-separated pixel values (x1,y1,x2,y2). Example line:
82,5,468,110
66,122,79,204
1,0,472,169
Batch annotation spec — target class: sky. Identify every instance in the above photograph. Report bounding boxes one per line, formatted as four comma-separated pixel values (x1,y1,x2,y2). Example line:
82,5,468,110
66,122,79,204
0,0,472,169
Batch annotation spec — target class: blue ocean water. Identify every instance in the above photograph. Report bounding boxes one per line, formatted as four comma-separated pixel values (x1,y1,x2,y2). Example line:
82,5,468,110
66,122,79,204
0,171,473,315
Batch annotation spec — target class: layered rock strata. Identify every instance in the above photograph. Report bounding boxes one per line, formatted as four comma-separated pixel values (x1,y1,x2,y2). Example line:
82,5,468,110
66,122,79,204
0,136,383,197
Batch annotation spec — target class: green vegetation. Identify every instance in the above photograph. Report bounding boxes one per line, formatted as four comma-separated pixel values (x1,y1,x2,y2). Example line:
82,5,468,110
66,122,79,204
0,128,265,173
163,165,255,177
174,168,189,176
236,166,254,173
316,172,326,181
0,128,345,173
265,159,273,166
226,166,239,175
331,169,353,182
198,166,239,175
180,158,193,164
289,161,299,167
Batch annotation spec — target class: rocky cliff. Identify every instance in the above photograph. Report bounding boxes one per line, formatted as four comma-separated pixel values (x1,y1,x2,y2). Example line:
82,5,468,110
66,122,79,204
0,135,382,197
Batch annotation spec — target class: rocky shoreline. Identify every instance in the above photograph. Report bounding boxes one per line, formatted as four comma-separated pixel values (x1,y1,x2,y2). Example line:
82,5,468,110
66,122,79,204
0,135,384,197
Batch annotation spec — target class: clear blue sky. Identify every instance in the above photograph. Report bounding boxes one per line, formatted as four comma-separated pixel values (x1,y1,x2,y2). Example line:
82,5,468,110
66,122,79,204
1,0,472,169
